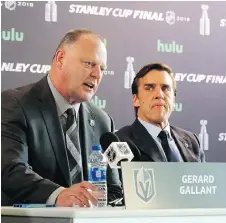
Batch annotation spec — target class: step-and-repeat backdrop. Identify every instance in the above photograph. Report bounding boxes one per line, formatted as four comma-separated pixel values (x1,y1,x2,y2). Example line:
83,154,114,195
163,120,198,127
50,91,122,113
1,1,226,161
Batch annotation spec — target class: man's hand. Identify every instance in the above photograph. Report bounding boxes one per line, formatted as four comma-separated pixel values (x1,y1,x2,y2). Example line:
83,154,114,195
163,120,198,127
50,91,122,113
56,181,103,207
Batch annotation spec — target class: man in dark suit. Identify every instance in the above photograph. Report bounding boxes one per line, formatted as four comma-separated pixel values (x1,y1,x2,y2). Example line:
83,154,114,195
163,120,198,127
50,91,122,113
2,29,122,207
116,63,205,162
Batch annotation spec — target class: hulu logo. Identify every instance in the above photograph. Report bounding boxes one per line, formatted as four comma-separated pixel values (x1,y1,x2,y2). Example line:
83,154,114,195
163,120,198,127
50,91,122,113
157,40,183,53
1,28,24,41
173,103,183,112
91,96,106,109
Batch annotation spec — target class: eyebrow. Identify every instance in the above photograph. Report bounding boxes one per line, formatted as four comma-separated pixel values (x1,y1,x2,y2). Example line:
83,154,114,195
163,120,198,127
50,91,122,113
81,58,107,70
143,83,171,88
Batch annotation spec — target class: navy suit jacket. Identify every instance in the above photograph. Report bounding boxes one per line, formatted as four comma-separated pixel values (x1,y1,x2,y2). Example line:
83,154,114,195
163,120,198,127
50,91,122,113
115,119,205,162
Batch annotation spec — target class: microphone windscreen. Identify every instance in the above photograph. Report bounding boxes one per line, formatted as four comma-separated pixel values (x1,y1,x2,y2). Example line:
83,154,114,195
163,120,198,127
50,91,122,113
100,132,120,152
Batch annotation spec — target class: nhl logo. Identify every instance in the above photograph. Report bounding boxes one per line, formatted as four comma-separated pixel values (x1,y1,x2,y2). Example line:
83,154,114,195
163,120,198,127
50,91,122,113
165,11,176,25
117,143,130,155
106,146,116,163
5,1,16,11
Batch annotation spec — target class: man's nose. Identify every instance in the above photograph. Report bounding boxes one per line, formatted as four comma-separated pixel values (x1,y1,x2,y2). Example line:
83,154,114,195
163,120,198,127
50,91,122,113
91,66,102,79
154,87,164,99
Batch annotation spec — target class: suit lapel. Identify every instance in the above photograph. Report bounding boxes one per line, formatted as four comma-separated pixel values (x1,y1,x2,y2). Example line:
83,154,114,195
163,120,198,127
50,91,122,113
79,103,95,180
31,76,71,185
131,119,167,161
170,127,199,162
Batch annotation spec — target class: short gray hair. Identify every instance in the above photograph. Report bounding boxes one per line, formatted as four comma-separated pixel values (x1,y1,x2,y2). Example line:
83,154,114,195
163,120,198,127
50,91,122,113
52,29,102,60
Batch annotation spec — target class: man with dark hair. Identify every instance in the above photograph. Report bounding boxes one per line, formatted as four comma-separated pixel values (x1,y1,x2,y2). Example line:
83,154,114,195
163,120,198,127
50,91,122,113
116,63,205,163
2,29,122,207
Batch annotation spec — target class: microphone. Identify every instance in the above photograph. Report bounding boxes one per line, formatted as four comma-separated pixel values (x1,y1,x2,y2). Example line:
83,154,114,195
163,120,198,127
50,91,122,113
100,132,134,169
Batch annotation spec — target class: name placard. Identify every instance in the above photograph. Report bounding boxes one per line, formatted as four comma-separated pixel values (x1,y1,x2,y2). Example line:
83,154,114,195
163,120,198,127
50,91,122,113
121,162,226,209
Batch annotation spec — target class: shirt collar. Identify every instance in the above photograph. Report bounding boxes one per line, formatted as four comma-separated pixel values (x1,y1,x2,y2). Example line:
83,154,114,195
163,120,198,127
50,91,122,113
47,74,80,118
138,117,172,139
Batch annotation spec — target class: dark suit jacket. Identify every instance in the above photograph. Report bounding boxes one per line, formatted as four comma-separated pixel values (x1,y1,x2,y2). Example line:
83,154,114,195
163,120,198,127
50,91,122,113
1,76,122,205
115,119,205,162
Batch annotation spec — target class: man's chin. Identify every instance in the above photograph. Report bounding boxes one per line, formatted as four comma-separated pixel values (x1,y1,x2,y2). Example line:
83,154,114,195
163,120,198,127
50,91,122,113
151,116,168,125
84,93,94,102
69,93,94,104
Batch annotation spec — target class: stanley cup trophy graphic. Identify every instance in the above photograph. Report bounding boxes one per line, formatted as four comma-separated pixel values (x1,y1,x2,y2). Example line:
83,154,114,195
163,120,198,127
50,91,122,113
199,120,209,151
200,5,210,35
124,57,135,89
45,1,57,22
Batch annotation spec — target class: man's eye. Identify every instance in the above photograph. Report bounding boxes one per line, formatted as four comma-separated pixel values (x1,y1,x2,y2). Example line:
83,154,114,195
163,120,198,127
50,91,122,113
84,61,94,68
145,86,153,91
83,61,105,71
162,86,171,91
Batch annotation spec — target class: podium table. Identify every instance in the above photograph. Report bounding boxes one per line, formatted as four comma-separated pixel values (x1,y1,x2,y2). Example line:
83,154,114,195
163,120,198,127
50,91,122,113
2,207,226,223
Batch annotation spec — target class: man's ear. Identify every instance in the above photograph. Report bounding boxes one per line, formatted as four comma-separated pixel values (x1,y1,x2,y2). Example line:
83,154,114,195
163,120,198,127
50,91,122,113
133,94,140,108
55,50,65,70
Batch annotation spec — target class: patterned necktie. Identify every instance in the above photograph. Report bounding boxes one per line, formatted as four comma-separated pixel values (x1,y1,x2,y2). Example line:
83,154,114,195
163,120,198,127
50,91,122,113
158,130,180,162
65,108,83,184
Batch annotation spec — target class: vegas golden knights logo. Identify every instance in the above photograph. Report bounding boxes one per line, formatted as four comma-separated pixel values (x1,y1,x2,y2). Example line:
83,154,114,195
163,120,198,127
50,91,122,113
133,167,156,203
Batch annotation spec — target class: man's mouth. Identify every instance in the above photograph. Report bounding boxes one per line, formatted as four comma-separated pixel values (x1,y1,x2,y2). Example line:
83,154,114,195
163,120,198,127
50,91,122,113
83,83,95,89
152,104,165,108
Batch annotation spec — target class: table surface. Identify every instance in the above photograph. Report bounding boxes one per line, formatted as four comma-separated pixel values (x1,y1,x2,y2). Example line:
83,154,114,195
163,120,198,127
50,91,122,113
2,207,226,219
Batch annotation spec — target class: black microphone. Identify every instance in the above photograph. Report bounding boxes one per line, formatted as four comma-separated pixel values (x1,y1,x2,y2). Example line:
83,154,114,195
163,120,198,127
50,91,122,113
100,132,134,169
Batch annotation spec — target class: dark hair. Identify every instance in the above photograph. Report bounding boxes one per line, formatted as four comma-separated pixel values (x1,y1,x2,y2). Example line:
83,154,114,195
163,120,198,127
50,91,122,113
52,29,102,61
131,63,177,117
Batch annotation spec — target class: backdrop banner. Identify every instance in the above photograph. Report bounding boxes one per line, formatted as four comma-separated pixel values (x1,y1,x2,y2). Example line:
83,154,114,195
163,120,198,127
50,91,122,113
1,1,226,161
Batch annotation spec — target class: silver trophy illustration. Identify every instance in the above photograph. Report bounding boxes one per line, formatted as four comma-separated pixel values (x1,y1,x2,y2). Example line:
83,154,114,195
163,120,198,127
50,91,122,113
200,5,210,36
199,120,209,151
124,57,135,89
45,1,57,22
